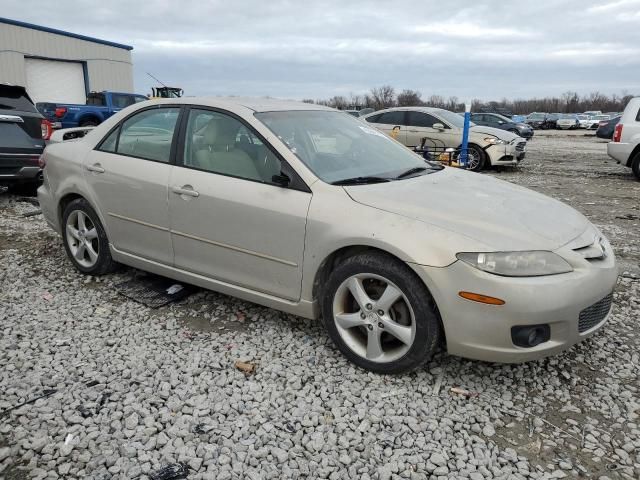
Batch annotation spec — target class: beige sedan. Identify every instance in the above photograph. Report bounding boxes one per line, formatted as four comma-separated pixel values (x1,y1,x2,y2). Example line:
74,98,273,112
362,107,527,171
38,98,617,373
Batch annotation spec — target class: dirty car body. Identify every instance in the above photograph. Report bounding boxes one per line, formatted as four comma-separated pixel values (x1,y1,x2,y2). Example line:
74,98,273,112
38,98,617,372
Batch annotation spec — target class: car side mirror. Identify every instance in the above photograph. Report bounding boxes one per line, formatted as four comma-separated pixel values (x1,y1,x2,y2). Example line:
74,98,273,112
272,172,291,187
432,123,445,130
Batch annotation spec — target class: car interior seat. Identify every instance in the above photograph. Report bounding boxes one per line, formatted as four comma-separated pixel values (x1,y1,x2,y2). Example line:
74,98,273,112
194,118,262,181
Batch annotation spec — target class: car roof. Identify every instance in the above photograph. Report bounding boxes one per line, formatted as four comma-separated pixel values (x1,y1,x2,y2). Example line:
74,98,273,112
362,106,451,116
140,96,334,113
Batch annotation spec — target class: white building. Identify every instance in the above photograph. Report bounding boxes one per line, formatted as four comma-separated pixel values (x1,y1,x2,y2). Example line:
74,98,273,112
0,17,134,104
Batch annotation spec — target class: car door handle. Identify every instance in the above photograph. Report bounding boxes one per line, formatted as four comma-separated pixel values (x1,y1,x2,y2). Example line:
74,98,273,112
172,185,200,197
86,163,105,173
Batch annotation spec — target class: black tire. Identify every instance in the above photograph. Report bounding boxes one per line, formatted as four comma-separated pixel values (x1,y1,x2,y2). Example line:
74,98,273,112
632,152,640,181
7,181,39,197
61,198,117,275
79,119,99,127
321,252,442,374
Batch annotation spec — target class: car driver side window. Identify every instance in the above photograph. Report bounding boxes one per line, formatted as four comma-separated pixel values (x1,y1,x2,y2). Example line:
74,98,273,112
182,109,282,185
406,111,440,128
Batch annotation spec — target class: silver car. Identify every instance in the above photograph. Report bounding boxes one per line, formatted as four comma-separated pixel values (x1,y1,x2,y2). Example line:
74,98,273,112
38,98,617,373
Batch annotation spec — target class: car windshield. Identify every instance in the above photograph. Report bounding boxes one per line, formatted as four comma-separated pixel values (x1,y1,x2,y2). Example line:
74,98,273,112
492,114,512,123
528,113,545,120
255,110,441,184
560,114,576,119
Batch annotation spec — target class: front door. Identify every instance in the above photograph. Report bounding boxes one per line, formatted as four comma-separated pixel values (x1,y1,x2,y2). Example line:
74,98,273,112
168,107,311,301
405,111,458,151
83,106,181,264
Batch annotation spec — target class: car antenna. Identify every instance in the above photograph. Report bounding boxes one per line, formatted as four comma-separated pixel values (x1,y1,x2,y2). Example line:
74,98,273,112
146,72,168,88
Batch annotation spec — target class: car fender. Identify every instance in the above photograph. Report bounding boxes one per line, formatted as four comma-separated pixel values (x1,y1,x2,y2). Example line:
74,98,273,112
300,183,492,301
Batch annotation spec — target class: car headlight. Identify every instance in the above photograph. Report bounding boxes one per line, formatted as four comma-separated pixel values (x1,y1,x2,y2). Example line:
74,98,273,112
456,251,573,277
484,137,507,145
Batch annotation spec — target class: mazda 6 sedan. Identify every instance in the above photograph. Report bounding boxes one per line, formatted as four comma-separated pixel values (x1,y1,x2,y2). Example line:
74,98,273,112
38,98,618,373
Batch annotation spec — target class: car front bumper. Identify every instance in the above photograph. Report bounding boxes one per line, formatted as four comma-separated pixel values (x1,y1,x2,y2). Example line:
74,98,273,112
410,242,617,363
485,141,526,165
607,142,632,165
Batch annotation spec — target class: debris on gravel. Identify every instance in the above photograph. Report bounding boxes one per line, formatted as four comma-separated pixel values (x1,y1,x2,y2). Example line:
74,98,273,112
0,134,639,479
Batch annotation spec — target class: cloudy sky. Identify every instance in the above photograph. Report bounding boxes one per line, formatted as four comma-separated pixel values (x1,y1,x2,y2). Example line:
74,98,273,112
4,0,640,101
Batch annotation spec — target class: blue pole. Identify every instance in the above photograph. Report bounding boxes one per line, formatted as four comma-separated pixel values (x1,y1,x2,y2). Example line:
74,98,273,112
460,103,471,168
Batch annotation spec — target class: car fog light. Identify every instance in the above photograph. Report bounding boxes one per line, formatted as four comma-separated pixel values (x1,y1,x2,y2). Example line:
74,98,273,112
511,324,550,348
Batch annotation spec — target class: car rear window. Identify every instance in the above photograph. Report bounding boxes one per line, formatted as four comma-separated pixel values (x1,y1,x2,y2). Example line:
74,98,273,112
0,85,38,112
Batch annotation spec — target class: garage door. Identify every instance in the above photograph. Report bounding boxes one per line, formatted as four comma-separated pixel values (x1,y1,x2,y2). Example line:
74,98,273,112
25,58,86,104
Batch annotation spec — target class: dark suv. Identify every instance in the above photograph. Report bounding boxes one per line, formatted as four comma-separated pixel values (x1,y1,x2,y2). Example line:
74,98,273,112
469,113,534,139
0,84,50,194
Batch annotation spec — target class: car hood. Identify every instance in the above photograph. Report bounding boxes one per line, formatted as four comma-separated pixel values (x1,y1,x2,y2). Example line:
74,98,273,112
470,125,519,141
345,167,589,251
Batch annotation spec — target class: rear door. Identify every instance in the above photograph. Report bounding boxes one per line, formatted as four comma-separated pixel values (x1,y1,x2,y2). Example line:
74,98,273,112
365,111,407,144
83,105,180,265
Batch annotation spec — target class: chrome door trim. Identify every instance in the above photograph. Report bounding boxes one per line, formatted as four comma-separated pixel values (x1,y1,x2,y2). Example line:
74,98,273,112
171,229,298,267
107,212,170,232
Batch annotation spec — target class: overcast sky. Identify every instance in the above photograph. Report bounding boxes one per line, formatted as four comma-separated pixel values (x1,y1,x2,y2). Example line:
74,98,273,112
5,0,640,101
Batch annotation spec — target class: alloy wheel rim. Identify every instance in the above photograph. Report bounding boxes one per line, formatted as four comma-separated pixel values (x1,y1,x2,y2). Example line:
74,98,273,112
65,210,99,268
332,273,416,363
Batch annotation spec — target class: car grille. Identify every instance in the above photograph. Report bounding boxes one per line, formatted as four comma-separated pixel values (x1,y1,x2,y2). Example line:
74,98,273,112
515,142,526,152
578,293,613,333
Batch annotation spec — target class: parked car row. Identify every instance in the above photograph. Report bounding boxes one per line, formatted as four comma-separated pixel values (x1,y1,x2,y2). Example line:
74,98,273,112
522,111,622,130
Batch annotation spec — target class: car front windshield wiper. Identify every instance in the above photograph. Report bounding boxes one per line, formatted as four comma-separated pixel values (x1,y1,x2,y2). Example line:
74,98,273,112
331,176,391,186
394,164,444,179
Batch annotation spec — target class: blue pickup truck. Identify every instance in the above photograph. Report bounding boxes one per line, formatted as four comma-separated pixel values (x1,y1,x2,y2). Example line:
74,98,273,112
37,91,148,129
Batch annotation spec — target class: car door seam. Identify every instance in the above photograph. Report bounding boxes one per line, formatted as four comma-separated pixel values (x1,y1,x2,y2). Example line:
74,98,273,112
170,229,298,267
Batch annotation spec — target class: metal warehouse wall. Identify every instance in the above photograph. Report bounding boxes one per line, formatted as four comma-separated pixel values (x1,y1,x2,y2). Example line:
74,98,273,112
0,21,133,93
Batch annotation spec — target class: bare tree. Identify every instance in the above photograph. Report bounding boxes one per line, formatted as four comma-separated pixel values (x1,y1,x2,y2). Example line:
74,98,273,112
397,89,423,106
310,88,635,114
370,85,396,110
302,98,315,104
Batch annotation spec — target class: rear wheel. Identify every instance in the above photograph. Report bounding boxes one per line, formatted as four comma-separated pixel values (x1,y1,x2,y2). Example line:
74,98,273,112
62,198,117,275
322,252,441,374
632,152,640,181
79,119,99,127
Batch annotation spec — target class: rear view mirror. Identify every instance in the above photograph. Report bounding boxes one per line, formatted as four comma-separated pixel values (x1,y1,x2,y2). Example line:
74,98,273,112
498,120,505,125
432,123,445,130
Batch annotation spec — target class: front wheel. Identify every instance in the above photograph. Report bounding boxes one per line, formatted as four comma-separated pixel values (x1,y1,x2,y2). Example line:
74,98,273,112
62,198,117,275
322,252,442,374
455,144,486,172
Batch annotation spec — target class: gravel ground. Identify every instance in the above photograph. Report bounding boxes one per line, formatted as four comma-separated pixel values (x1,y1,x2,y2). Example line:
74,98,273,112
0,133,638,480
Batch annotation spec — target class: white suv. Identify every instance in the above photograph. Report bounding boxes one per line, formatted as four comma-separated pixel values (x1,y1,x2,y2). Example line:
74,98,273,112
607,97,640,180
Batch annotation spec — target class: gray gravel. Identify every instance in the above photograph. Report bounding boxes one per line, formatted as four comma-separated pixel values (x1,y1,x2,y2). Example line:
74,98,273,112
1,133,639,479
